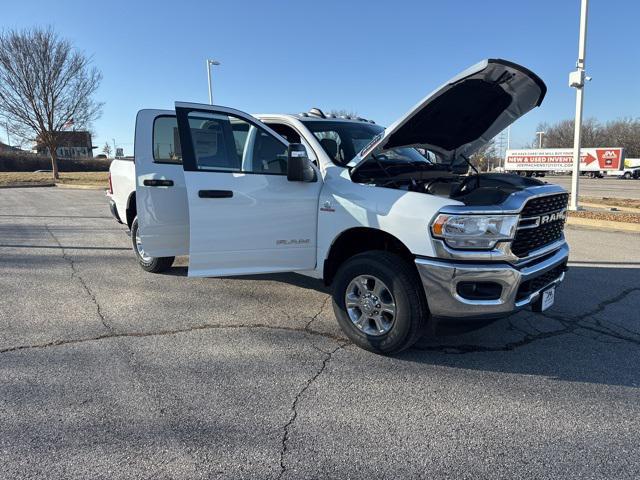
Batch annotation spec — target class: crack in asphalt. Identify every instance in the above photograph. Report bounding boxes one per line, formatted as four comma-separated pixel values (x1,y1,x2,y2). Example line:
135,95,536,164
2,232,344,354
304,295,331,332
6,219,640,477
44,224,116,336
0,323,346,355
415,287,640,354
6,226,640,359
43,225,215,476
276,343,344,480
3,289,639,356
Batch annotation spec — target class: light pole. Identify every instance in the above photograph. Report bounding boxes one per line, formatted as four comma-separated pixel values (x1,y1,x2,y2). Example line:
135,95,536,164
536,131,545,149
569,0,590,211
112,138,116,157
206,59,221,105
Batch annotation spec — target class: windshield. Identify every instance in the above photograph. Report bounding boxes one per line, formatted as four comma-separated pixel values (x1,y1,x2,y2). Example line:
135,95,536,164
302,120,433,167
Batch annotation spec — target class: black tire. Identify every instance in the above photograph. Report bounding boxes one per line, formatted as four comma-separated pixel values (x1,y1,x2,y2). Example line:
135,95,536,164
332,251,429,354
130,217,174,273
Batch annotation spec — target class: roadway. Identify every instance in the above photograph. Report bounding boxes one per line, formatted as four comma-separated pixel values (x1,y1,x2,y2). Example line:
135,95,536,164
541,175,640,199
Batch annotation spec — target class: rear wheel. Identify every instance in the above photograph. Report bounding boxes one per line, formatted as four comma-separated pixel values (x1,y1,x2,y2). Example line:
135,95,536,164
332,251,429,354
131,217,174,273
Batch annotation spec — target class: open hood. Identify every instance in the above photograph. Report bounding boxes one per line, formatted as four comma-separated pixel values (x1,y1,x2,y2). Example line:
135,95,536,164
348,59,546,171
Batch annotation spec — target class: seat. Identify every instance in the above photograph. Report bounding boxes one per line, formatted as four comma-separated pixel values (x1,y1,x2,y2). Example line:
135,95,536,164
320,138,338,162
253,131,287,173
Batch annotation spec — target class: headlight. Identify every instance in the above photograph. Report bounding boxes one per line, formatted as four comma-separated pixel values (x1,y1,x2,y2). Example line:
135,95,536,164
431,214,519,249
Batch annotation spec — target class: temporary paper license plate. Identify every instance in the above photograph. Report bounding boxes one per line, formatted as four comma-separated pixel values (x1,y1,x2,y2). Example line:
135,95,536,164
540,287,555,311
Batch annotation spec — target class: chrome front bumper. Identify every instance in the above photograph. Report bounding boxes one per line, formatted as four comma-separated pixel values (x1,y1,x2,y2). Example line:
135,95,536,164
415,242,569,320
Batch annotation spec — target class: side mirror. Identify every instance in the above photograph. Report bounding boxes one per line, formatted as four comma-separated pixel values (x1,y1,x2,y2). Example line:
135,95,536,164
287,143,316,182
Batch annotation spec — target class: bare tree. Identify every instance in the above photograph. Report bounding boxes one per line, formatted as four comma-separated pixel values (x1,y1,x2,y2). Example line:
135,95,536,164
470,139,499,172
102,142,112,158
0,27,102,179
599,118,640,157
531,118,640,156
534,118,600,149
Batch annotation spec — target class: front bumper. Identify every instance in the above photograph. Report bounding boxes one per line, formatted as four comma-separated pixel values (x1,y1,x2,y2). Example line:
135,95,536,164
415,242,569,320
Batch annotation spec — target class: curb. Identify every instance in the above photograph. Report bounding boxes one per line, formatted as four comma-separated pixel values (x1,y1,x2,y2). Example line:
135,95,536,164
580,201,640,213
0,183,55,189
566,216,640,233
55,183,107,190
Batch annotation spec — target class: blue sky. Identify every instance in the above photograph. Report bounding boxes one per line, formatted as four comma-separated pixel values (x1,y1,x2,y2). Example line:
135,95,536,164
2,0,639,155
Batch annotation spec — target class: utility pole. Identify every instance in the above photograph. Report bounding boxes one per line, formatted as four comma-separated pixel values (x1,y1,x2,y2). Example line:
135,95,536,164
206,59,221,105
569,0,590,211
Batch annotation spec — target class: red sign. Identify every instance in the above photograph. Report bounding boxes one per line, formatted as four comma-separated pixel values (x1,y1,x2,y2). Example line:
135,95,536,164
504,148,625,172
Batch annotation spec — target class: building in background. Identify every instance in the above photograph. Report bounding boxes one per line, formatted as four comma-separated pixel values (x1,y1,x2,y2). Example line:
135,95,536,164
0,141,22,153
35,131,94,159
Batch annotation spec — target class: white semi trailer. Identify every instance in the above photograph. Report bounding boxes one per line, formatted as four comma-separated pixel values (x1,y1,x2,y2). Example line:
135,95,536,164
505,148,625,178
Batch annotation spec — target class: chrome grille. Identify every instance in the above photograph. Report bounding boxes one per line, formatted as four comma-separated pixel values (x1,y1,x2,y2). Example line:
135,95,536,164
520,193,569,216
512,193,569,257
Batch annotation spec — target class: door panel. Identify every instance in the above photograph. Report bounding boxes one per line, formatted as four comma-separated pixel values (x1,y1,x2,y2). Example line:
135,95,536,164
175,103,322,277
135,110,189,257
184,171,320,276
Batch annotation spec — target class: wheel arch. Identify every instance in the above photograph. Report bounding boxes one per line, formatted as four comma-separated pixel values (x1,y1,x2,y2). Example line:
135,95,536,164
322,227,415,286
125,192,137,229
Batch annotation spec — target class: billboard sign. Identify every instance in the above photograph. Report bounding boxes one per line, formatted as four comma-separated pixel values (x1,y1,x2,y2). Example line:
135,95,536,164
504,148,625,172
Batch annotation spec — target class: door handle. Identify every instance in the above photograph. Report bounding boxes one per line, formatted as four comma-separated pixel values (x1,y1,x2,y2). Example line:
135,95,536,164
143,179,174,187
198,190,233,198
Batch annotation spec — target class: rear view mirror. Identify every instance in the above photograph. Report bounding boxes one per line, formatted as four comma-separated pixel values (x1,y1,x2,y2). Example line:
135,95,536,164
287,144,316,182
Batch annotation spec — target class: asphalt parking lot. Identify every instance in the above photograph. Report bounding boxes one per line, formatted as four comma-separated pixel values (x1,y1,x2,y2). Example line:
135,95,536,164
1,187,639,479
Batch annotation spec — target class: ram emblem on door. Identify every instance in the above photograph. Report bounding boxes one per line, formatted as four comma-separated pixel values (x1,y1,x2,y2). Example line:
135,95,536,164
276,239,311,246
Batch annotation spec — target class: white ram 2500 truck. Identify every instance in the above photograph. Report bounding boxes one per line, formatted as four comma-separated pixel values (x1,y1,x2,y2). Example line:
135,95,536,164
108,59,569,354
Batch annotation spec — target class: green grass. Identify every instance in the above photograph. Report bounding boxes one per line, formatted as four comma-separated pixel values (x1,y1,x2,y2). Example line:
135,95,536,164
0,171,108,187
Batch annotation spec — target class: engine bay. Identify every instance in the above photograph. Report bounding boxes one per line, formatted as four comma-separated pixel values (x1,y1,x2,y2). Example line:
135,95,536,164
351,162,545,206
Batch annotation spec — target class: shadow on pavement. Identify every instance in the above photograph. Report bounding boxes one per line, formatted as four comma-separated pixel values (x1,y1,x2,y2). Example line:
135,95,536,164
165,267,331,294
403,265,640,388
0,244,130,251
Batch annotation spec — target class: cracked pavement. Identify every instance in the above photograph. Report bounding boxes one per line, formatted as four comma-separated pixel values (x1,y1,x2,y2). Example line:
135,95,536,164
1,187,640,479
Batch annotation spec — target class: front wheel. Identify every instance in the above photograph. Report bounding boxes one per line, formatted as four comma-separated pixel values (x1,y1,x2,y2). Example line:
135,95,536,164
332,251,429,354
130,217,174,273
